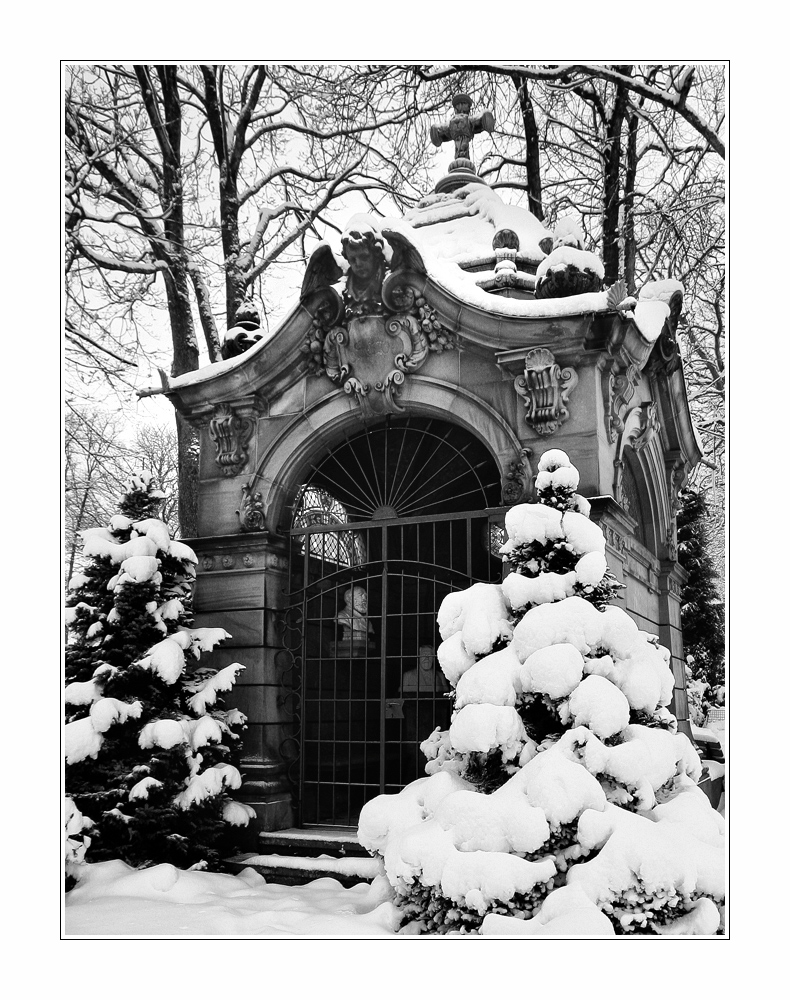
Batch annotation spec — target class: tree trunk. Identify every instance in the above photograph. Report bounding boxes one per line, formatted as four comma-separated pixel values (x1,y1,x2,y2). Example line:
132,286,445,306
601,68,632,285
201,65,267,327
175,413,199,539
623,112,638,294
136,65,202,537
513,74,544,221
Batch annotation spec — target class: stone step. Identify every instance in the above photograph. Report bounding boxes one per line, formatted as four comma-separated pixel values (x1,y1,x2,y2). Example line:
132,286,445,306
224,851,381,888
256,826,368,858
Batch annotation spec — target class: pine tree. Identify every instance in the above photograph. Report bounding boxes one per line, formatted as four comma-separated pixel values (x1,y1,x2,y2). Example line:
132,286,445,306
64,473,255,876
676,487,725,706
359,449,724,936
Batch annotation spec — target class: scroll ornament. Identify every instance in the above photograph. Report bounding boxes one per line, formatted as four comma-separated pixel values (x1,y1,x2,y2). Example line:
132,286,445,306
606,363,642,443
299,228,457,416
208,403,255,477
514,348,579,436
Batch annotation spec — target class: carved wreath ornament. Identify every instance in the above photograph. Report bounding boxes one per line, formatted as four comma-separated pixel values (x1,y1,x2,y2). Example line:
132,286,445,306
514,348,579,436
299,228,457,416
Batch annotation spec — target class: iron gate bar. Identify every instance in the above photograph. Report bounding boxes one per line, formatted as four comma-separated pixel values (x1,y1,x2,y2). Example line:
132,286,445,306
379,537,388,794
392,441,480,514
290,506,507,538
287,502,507,825
387,424,455,512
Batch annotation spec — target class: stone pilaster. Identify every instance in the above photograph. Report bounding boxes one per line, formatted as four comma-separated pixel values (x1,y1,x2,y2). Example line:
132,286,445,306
187,529,295,841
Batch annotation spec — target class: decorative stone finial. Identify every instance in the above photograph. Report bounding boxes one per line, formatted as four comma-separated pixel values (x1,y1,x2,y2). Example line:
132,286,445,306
430,95,495,194
221,298,264,360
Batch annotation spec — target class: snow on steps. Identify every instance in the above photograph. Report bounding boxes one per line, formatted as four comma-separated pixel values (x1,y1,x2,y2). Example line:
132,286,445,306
225,827,379,887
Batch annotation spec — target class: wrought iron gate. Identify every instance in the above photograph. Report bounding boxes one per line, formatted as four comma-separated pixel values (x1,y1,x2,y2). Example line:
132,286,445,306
284,508,505,827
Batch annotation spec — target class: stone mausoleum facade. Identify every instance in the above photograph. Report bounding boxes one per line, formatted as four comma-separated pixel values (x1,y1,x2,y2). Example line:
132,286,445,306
154,107,701,842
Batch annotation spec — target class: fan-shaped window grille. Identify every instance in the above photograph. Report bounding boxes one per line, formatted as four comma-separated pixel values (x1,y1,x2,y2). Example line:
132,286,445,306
290,416,501,527
292,485,366,567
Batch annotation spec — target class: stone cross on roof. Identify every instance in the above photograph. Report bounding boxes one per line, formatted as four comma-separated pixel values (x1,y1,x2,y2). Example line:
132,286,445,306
430,93,495,172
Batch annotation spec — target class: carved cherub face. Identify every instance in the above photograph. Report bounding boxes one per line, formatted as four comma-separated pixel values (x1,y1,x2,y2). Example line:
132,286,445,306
342,231,385,282
454,99,471,115
345,244,377,281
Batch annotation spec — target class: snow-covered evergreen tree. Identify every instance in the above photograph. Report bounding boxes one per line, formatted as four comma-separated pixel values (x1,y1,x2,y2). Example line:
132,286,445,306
359,449,724,936
64,473,255,876
677,486,725,712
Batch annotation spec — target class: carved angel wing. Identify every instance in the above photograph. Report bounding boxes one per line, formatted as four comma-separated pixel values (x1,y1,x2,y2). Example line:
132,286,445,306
300,243,345,301
668,289,683,332
382,229,426,276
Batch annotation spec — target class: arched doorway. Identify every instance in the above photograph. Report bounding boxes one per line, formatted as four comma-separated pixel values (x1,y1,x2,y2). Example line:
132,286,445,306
284,416,506,826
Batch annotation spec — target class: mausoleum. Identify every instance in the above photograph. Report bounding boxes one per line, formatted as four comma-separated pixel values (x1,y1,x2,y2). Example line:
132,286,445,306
153,100,702,841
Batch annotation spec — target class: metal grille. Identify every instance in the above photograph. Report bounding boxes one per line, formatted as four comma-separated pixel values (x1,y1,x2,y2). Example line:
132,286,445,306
289,416,502,522
282,417,506,827
287,510,506,827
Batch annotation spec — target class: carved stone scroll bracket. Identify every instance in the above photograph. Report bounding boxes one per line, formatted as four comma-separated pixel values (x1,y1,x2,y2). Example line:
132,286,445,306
604,361,642,443
237,481,267,533
501,447,534,506
611,401,661,504
661,453,687,562
208,401,258,477
514,348,578,436
667,454,688,517
630,401,660,453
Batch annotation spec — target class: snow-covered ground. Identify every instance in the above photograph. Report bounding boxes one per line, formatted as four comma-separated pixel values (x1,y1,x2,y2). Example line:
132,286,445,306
65,859,400,937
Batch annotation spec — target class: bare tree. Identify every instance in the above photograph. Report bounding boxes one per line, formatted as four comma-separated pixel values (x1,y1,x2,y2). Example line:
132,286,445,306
65,409,181,579
65,64,725,562
65,64,445,534
64,407,129,580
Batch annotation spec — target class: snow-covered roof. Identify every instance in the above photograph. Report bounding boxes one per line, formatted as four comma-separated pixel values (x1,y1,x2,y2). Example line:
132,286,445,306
401,184,552,266
156,183,684,396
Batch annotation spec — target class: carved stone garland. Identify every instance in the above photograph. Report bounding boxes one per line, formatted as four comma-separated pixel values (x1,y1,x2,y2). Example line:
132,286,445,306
208,402,256,477
605,362,642,443
612,401,661,507
514,348,578,436
631,401,660,453
662,455,687,562
237,482,266,532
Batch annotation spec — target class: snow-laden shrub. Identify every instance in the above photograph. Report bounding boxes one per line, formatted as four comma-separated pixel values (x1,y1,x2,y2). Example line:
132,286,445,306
64,472,255,876
359,449,724,936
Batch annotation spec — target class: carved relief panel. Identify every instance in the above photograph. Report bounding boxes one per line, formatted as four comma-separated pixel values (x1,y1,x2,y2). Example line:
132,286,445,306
513,348,578,436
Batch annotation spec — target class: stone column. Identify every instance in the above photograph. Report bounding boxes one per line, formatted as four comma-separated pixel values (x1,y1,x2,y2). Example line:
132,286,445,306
190,531,294,844
657,560,692,740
